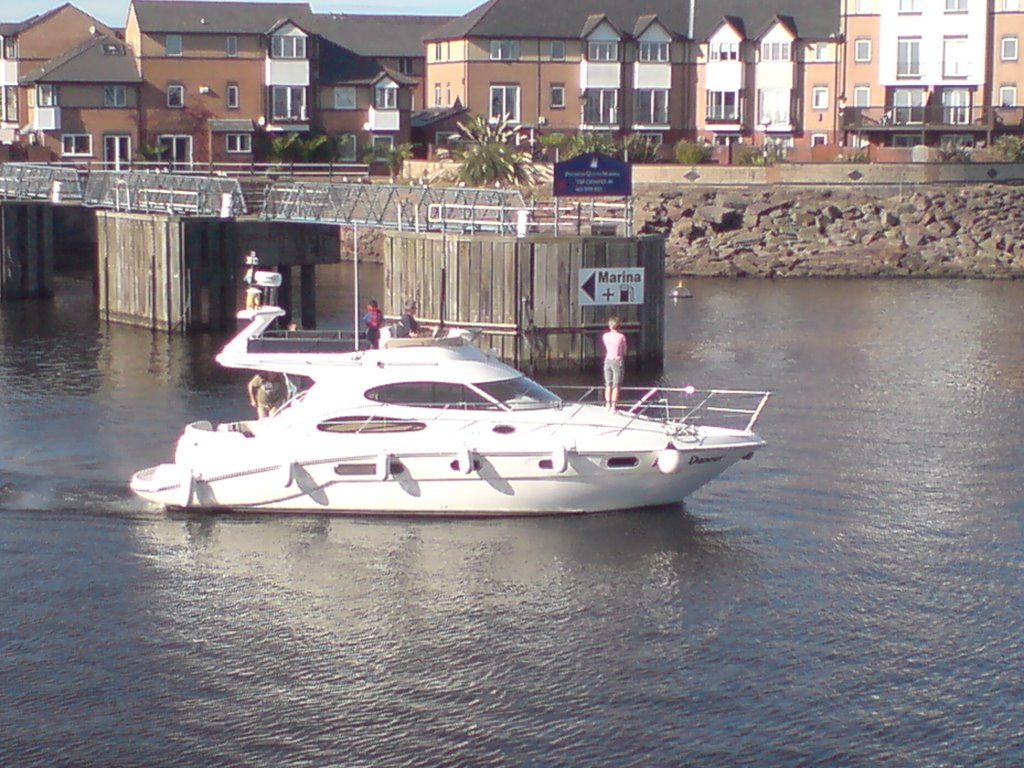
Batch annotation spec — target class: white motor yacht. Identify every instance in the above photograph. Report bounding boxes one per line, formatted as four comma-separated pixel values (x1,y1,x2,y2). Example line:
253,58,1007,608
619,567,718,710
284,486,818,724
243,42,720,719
130,307,770,515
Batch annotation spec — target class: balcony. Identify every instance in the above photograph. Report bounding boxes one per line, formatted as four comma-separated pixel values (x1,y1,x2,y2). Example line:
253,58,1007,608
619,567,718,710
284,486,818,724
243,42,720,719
706,108,743,125
368,107,400,132
841,106,1024,131
33,106,61,131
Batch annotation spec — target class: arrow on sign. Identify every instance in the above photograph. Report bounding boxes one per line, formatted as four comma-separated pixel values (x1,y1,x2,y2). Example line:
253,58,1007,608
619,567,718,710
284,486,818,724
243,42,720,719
581,272,596,301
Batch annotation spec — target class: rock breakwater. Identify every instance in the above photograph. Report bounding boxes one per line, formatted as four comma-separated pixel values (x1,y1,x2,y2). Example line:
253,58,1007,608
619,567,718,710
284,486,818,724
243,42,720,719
639,184,1024,278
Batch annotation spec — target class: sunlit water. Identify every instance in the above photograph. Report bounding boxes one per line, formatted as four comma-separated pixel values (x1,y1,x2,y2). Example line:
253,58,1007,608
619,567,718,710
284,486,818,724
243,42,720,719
2,273,1023,766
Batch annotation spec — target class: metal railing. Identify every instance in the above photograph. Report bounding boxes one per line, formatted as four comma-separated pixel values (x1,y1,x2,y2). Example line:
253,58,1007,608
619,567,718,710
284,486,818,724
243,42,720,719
842,105,1024,131
551,386,771,433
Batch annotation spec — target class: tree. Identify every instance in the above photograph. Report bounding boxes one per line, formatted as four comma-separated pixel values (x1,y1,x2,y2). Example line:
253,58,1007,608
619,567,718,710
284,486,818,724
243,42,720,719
449,115,545,187
386,142,415,180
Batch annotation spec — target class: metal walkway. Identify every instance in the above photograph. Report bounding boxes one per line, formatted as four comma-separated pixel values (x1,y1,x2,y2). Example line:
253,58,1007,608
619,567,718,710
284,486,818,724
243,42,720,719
0,163,632,235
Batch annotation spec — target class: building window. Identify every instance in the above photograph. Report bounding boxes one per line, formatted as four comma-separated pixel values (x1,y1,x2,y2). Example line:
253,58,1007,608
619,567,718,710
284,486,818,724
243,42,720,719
855,38,871,62
1000,85,1017,107
897,38,921,76
892,88,925,124
898,0,921,11
167,83,184,108
334,86,356,110
945,0,967,10
165,34,182,56
942,88,971,124
587,41,618,61
37,84,57,106
550,40,565,60
761,41,790,61
61,134,91,156
397,57,413,74
2,87,17,121
445,83,451,105
1003,0,1020,10
584,88,618,125
3,37,16,59
433,83,441,107
855,0,871,11
853,86,871,108
226,133,252,153
227,83,239,109
434,42,443,61
709,41,739,61
812,86,829,110
337,133,357,161
226,35,238,57
271,85,306,120
706,91,739,121
271,35,305,59
489,84,520,122
635,89,668,124
490,40,520,60
1002,36,1019,61
811,133,828,146
943,37,969,77
812,43,828,62
103,85,126,107
372,135,394,159
374,83,397,110
550,83,565,109
638,41,669,62
759,88,790,124
102,42,125,55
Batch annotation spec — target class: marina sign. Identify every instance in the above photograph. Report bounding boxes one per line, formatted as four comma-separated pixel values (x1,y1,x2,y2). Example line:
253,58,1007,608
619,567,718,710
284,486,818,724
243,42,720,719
554,152,632,197
578,267,645,305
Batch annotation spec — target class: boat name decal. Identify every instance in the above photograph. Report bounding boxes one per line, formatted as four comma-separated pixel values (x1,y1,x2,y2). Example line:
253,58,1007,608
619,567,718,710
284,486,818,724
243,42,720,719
689,454,724,465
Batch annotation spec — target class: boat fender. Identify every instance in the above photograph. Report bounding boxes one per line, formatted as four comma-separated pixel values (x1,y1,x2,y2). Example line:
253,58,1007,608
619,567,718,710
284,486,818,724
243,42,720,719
279,461,294,487
551,444,569,474
376,451,390,481
457,447,475,474
179,468,195,507
657,448,683,475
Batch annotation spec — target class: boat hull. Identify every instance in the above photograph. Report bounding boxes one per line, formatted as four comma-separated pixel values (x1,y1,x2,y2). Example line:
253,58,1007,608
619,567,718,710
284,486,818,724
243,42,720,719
130,440,763,516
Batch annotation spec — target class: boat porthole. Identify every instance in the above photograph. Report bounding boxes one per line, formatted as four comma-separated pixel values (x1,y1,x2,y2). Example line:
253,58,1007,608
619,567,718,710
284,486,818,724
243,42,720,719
449,459,482,472
607,456,639,469
538,459,553,470
493,424,515,434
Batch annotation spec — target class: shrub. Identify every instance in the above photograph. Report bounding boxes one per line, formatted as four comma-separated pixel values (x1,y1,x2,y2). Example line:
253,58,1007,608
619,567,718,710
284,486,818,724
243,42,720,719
619,133,661,163
673,140,712,165
993,135,1024,162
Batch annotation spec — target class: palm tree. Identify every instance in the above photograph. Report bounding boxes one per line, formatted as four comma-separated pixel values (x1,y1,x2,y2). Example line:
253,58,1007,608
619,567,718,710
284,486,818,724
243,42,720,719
386,142,415,181
449,116,545,187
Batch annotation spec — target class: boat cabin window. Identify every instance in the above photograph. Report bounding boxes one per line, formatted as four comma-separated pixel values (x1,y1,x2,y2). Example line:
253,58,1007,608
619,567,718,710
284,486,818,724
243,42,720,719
474,377,561,410
318,416,427,433
365,382,498,410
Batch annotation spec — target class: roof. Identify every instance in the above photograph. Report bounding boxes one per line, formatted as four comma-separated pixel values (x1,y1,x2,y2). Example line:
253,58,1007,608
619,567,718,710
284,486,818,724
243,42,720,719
19,35,142,84
2,3,102,37
130,0,315,34
318,38,416,87
426,0,840,42
315,13,456,58
411,103,469,129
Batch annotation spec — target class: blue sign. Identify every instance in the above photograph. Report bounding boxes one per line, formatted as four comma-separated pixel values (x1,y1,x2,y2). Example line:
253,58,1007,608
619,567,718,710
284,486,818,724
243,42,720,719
553,152,632,197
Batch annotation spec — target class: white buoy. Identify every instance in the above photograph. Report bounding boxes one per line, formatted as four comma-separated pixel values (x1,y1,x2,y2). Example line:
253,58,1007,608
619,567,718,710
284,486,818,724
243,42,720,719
657,448,683,474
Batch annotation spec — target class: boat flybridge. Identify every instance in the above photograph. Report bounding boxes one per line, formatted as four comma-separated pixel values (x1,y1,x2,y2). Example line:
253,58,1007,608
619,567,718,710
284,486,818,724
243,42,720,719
130,306,770,515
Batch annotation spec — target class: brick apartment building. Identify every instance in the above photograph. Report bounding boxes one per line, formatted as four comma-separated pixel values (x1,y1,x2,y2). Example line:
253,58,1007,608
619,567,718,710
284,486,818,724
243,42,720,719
2,0,1023,163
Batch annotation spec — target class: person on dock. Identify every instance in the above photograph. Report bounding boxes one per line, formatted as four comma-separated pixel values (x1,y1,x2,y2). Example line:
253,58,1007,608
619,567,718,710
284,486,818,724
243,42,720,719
397,300,420,337
602,316,627,411
363,299,384,348
248,371,287,419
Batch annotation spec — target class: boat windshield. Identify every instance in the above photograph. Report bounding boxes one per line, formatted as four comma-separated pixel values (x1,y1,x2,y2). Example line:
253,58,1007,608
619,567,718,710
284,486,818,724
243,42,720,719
473,377,562,410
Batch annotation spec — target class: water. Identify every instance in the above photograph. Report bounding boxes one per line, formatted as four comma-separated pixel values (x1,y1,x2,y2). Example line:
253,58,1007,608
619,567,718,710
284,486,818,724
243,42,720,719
2,274,1023,766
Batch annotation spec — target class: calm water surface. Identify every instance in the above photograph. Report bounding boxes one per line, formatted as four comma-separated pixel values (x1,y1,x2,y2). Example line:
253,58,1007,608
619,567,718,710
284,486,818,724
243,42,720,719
1,274,1023,767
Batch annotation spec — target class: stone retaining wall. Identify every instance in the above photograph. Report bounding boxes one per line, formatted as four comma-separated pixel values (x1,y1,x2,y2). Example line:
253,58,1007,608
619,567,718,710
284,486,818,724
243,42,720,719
638,184,1024,278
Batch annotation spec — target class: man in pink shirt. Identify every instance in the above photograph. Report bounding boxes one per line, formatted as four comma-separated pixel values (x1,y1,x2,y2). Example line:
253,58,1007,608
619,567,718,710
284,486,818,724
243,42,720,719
602,316,627,411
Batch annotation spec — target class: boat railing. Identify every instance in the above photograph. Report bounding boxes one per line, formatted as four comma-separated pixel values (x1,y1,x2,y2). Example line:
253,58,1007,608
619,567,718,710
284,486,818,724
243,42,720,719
550,386,771,432
246,328,366,354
